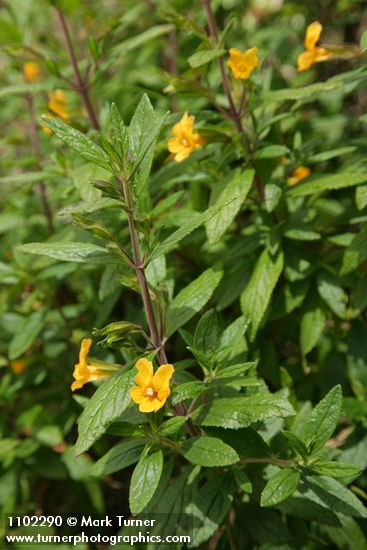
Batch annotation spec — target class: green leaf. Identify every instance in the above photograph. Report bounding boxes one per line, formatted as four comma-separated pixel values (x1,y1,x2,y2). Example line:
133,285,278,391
300,303,325,356
128,94,167,195
193,309,218,355
355,184,367,210
74,369,135,456
129,448,163,515
166,267,223,337
188,48,226,68
181,436,239,467
308,146,356,163
303,475,367,518
113,24,174,55
254,145,289,159
191,394,295,429
17,242,113,264
263,79,343,104
301,385,342,453
234,469,252,493
265,183,282,213
8,310,45,360
171,381,206,406
205,169,254,244
310,461,362,478
40,118,112,172
241,249,284,341
288,172,367,197
360,29,367,52
341,224,367,275
187,474,235,547
110,103,128,160
282,431,309,459
317,273,346,319
216,362,255,379
158,417,188,436
261,468,300,507
149,202,229,261
93,438,147,476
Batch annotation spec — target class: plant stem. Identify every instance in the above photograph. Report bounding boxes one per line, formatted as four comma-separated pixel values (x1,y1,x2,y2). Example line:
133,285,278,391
202,0,243,133
118,177,168,364
56,9,100,131
25,94,54,233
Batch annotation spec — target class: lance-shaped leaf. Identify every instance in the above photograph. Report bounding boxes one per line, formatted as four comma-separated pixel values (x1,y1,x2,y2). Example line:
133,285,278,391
17,242,113,264
129,447,163,515
40,117,112,172
261,468,300,507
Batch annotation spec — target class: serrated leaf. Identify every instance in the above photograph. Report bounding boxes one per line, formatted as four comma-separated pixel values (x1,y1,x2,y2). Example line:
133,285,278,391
288,172,367,197
301,385,342,453
193,309,218,355
166,267,223,337
110,103,128,159
129,448,163,515
241,249,284,341
188,48,226,68
261,468,300,507
263,80,343,103
8,310,45,360
355,184,367,210
181,436,239,467
17,242,113,264
74,369,135,456
191,394,295,429
158,417,188,436
93,438,147,476
205,169,254,244
40,118,112,172
170,381,206,406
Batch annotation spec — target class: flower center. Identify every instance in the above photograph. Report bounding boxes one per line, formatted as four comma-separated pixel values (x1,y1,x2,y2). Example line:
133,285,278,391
146,387,155,397
182,139,189,147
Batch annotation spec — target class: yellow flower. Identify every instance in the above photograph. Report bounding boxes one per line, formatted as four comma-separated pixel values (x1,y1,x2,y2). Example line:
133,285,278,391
130,358,174,413
297,21,332,72
23,62,40,82
71,339,111,391
10,360,28,374
168,112,203,162
287,166,311,186
227,47,259,80
48,89,69,120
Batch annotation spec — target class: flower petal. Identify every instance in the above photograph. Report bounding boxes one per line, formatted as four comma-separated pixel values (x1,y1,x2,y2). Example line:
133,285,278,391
153,364,174,393
135,358,154,388
139,397,162,413
130,386,146,404
305,21,323,51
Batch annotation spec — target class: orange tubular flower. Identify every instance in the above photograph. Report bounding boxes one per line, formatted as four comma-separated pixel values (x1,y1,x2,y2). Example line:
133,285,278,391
23,62,40,82
47,89,70,120
168,112,203,162
287,166,311,186
297,21,332,72
130,358,174,413
227,47,259,80
71,339,111,391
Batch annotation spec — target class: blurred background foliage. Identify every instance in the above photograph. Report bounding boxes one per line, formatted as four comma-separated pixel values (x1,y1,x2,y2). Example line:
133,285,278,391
1,0,367,548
